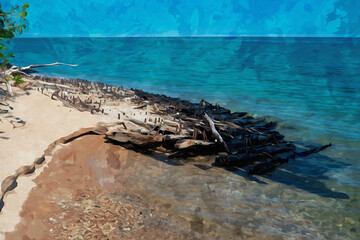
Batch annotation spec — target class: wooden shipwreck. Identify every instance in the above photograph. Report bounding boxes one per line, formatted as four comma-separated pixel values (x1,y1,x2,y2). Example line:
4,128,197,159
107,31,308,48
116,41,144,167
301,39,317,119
25,74,331,175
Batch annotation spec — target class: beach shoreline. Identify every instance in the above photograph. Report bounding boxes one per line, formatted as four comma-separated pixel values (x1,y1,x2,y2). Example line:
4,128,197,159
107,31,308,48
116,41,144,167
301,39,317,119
0,75,202,238
0,74,347,239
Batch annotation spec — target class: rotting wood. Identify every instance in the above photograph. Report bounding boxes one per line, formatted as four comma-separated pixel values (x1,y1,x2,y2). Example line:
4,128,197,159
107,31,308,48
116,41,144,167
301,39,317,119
174,139,216,150
6,74,332,176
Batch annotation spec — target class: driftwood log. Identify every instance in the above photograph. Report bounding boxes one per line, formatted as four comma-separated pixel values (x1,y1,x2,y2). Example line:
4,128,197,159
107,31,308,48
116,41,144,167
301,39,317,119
1,63,77,99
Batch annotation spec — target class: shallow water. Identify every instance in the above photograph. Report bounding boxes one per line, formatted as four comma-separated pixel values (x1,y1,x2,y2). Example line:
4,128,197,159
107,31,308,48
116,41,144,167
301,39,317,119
9,37,360,238
7,135,351,239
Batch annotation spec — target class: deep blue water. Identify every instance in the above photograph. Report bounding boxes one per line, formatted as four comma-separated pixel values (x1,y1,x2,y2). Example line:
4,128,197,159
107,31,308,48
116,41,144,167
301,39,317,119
9,37,360,238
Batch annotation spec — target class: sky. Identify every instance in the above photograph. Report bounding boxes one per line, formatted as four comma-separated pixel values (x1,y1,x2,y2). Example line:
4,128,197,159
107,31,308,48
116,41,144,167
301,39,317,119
2,0,359,37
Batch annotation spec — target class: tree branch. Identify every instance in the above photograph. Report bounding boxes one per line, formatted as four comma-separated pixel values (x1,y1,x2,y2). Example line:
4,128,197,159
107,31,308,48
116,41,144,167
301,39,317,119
19,62,78,70
1,62,77,99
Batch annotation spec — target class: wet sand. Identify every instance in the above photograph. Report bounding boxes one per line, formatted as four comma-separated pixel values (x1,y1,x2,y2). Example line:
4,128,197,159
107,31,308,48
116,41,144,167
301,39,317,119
6,135,306,239
5,135,194,240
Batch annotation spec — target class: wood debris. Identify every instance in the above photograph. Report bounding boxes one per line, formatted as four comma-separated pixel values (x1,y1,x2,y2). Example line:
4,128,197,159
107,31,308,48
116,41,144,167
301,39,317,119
23,74,331,175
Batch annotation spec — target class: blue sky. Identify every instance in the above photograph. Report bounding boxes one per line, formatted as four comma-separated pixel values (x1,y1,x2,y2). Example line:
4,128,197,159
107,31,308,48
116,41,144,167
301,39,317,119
2,0,359,37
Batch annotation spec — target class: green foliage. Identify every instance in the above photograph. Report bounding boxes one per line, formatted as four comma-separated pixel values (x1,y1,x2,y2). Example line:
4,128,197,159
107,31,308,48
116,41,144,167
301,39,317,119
4,72,23,84
0,3,29,69
12,73,24,84
0,3,29,85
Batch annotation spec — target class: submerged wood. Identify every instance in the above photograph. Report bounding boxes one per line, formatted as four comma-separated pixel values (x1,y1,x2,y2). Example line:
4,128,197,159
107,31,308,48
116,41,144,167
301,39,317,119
290,143,332,158
215,143,295,167
248,156,289,175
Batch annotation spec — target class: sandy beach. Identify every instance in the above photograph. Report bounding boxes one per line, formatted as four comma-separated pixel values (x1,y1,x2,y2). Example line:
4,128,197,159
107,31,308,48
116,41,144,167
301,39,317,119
0,76,228,239
0,75,338,239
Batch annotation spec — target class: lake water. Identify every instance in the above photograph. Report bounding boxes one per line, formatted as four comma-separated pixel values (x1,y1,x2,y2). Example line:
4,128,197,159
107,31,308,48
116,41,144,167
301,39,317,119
10,37,360,239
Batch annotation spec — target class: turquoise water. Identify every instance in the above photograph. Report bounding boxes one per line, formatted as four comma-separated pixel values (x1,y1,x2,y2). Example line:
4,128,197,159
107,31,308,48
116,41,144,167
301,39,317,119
10,37,360,238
